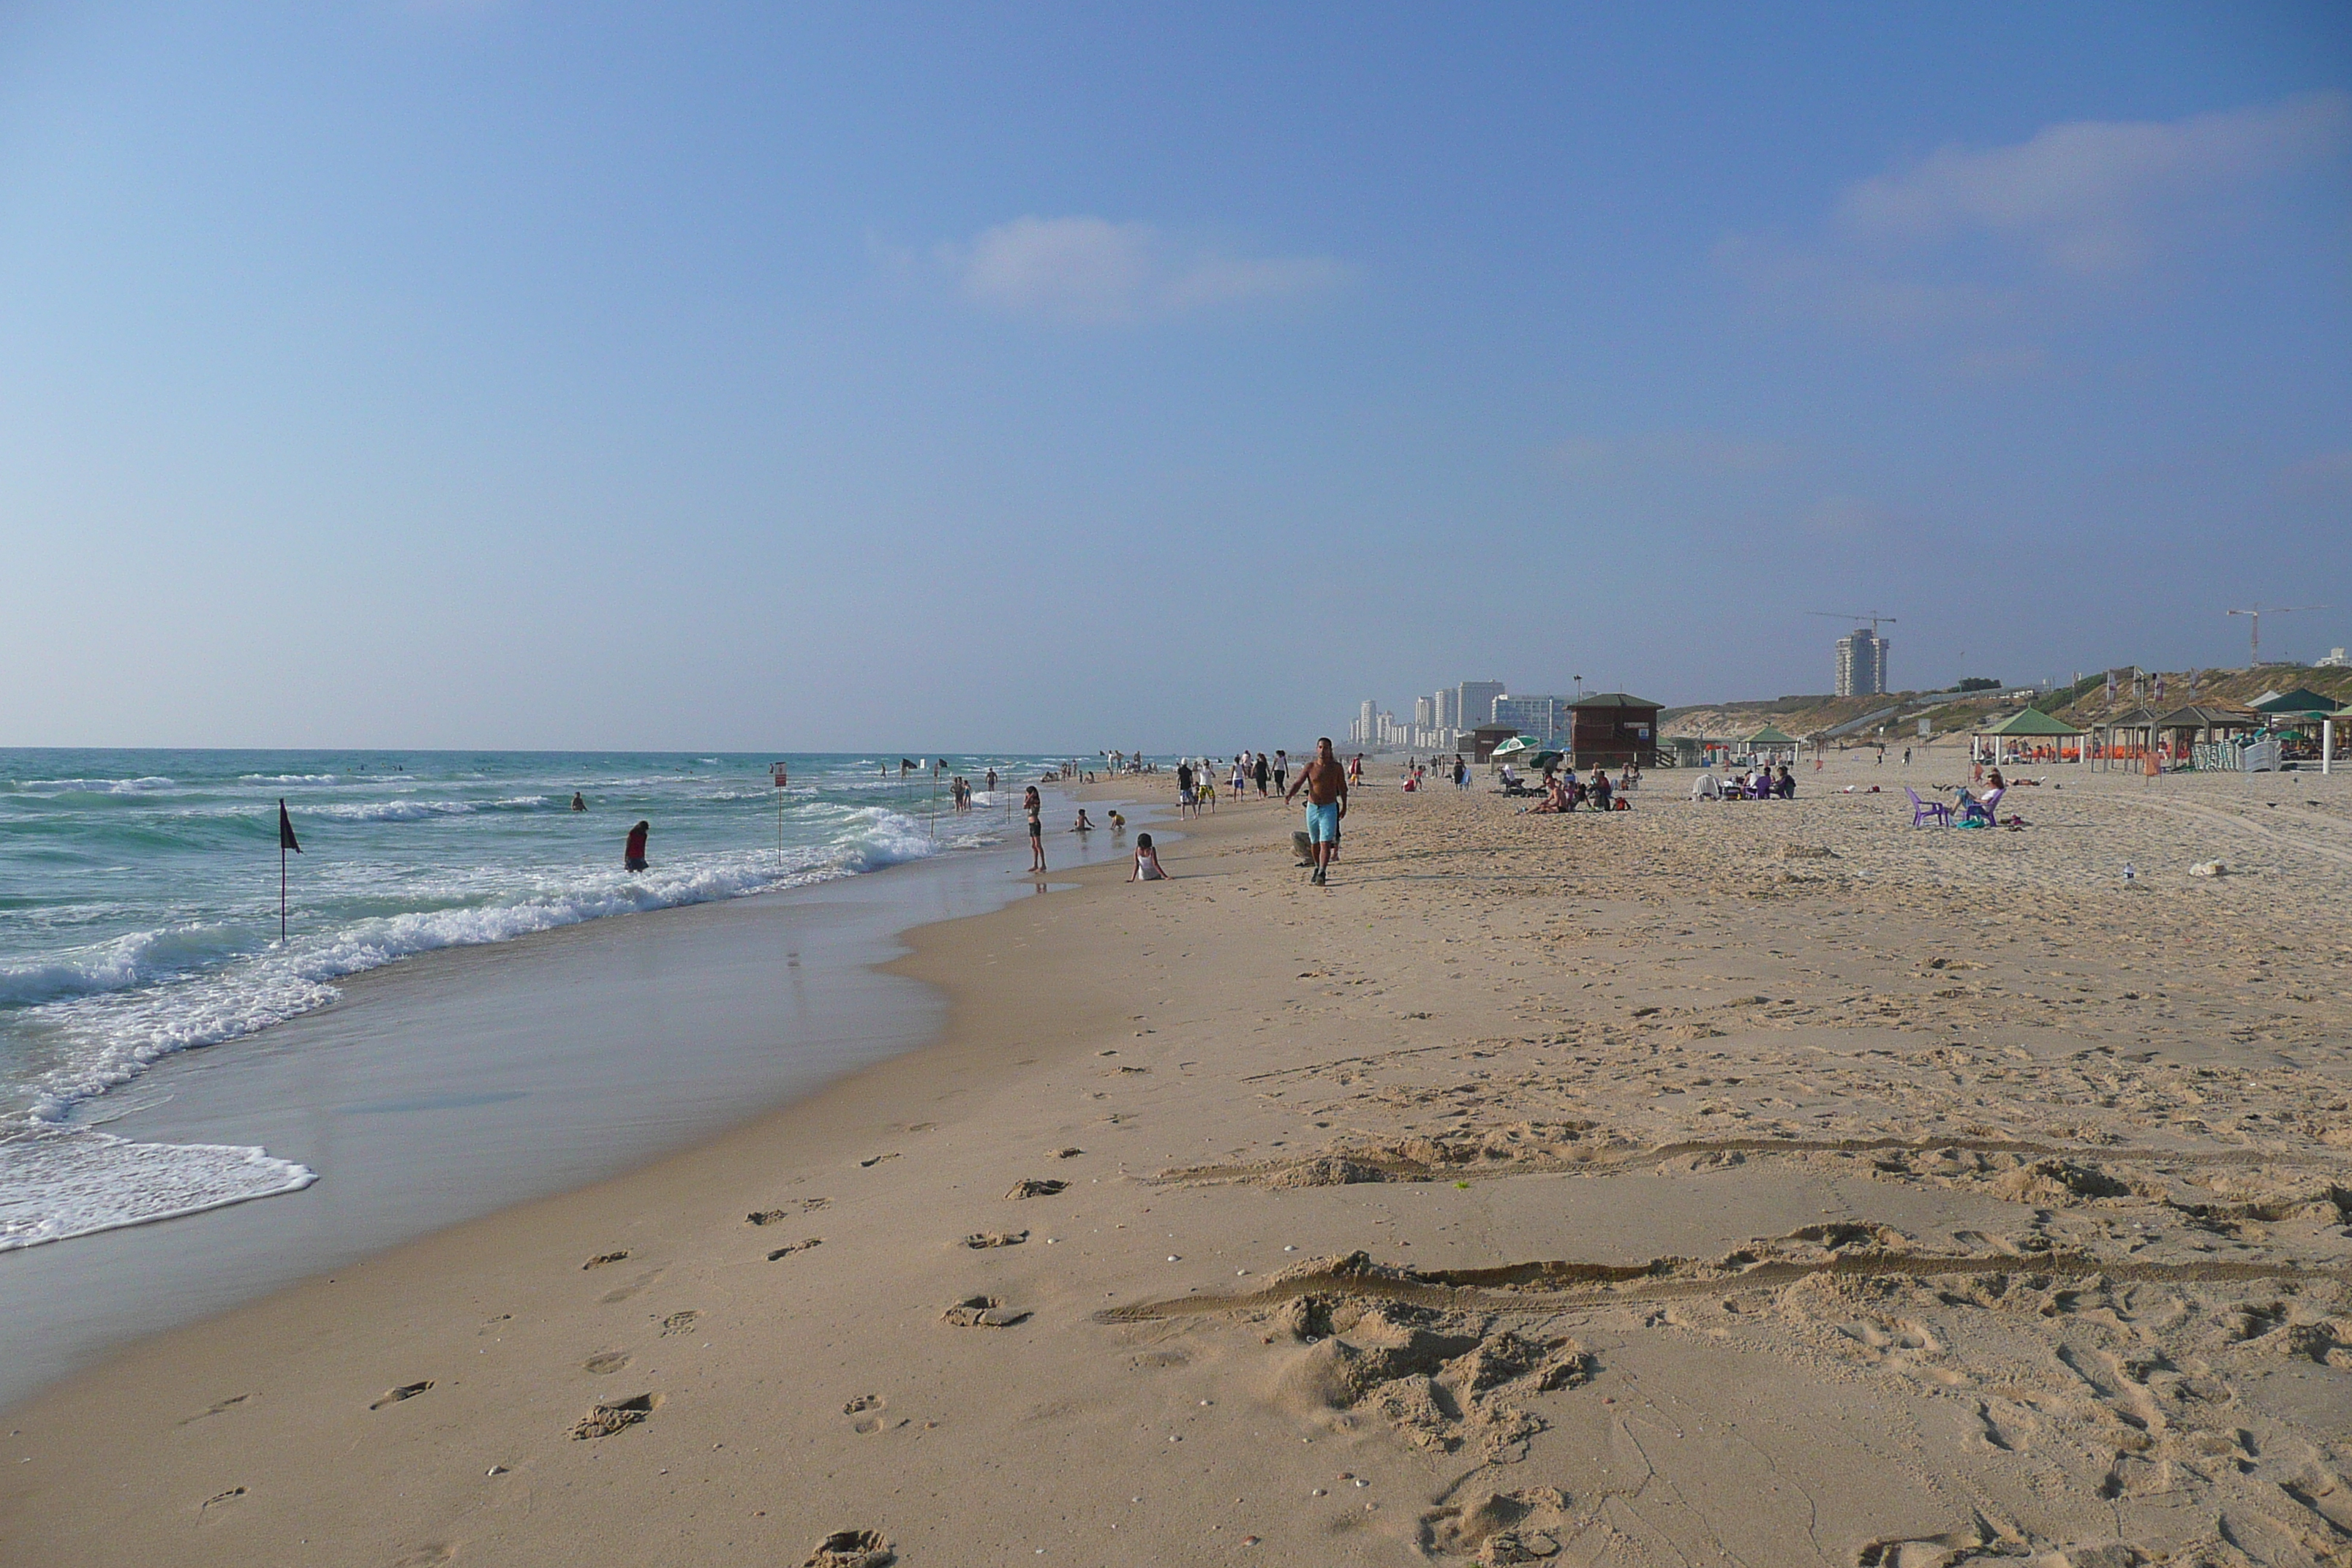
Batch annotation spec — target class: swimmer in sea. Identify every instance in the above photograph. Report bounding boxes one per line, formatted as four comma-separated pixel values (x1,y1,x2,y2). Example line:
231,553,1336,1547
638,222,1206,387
571,791,587,812
624,820,649,872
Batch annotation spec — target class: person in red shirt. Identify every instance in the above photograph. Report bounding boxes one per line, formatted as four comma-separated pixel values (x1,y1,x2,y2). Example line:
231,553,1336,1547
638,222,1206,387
624,821,650,872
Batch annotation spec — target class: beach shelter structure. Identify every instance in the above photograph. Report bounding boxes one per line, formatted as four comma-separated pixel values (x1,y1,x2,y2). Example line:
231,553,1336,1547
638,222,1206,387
2088,705,2167,769
1744,723,1801,763
2325,706,2351,775
1565,693,1663,769
1972,706,2084,763
2156,704,2261,760
2248,687,2339,719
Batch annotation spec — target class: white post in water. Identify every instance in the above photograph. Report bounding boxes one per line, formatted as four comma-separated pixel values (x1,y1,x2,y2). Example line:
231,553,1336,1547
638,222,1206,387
771,762,788,852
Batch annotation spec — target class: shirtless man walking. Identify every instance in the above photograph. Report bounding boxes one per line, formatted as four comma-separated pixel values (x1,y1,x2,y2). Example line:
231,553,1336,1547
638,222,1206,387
1284,736,1349,886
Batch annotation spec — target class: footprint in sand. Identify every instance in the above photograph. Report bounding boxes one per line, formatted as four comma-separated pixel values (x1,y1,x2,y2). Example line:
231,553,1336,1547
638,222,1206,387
802,1529,895,1568
1006,1178,1068,1199
582,1351,631,1375
748,1199,831,1224
582,1251,629,1269
962,1230,1028,1249
369,1382,434,1410
767,1237,823,1261
657,1310,701,1337
859,1153,900,1168
570,1393,657,1439
941,1295,1030,1328
178,1394,252,1426
598,1268,664,1305
841,1395,896,1435
199,1485,246,1515
1049,1147,1085,1159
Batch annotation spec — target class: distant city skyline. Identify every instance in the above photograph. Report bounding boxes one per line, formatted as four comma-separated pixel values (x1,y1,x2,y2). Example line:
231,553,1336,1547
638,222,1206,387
2,6,2346,749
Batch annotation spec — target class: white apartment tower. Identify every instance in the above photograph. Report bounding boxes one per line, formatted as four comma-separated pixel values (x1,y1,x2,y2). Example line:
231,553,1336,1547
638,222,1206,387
1836,630,1890,697
1433,689,1458,731
1456,681,1507,729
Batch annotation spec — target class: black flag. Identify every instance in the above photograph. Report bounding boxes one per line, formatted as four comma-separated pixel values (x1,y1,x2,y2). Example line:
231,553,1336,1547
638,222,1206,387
278,799,302,853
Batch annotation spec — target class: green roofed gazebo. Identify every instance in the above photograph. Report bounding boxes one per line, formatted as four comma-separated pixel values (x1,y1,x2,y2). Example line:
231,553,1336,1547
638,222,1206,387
1980,708,2082,737
1745,723,1800,761
2248,687,2339,717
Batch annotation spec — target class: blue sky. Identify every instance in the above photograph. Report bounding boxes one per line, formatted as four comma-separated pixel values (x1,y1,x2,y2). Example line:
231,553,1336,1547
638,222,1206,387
3,3,2347,750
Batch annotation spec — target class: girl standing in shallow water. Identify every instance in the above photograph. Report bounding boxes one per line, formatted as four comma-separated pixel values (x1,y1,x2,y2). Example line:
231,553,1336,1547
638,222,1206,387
1024,786,1045,872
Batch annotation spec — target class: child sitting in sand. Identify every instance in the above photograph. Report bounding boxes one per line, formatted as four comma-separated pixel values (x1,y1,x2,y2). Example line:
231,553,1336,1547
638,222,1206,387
1071,810,1094,832
1131,833,1169,881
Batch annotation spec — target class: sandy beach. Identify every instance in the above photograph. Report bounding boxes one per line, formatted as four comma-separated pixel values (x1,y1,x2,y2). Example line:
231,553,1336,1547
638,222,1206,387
6,752,2351,1567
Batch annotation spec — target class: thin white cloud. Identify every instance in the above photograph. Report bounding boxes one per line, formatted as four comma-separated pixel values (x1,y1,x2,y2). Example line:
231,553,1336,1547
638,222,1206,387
939,216,1344,323
1719,93,2351,344
1835,92,2350,273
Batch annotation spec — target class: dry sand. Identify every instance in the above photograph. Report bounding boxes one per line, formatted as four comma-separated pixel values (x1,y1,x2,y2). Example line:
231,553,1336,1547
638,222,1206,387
4,751,2350,1567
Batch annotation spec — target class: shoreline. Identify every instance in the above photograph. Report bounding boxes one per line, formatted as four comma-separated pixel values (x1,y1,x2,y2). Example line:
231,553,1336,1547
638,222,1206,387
0,783,1126,1410
5,760,2348,1566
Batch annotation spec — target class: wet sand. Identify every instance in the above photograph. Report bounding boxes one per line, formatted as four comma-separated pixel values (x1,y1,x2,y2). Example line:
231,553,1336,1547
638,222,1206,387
4,753,2348,1567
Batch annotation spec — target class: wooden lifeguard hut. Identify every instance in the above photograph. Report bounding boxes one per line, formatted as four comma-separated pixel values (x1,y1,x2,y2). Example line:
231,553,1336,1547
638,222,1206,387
1566,693,1663,769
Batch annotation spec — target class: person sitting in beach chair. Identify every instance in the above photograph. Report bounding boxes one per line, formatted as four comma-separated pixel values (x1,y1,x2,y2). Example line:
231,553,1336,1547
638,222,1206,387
1588,767,1613,812
1774,764,1796,799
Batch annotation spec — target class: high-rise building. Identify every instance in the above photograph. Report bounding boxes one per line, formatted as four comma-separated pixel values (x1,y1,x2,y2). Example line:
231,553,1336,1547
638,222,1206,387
1835,631,1889,697
1433,689,1458,731
1413,696,1434,729
1456,681,1507,729
1492,694,1567,742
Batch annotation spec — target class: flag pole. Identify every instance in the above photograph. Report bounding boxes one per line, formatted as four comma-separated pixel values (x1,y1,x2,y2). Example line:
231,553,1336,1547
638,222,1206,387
280,797,289,944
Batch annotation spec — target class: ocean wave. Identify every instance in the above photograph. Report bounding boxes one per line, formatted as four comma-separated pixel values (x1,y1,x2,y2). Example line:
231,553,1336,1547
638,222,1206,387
0,1126,315,1251
238,773,339,784
303,800,479,822
14,777,177,795
0,924,249,1008
14,807,944,1124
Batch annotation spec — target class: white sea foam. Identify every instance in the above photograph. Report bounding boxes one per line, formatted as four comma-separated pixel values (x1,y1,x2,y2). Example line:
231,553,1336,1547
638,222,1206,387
14,776,177,795
238,773,339,784
14,807,946,1126
0,1126,316,1250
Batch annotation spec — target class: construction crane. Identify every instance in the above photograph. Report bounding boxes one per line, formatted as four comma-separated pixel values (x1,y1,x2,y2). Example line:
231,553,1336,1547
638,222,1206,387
2225,604,2327,668
1806,610,1898,636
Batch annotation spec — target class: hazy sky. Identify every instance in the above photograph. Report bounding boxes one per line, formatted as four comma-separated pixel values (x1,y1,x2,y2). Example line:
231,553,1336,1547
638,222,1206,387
4,4,2348,751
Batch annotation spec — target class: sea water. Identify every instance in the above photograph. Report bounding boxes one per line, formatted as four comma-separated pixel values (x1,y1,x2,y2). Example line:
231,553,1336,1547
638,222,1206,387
0,748,1054,1249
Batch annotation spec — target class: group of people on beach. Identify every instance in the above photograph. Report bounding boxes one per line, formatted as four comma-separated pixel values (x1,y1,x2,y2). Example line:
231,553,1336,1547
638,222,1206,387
1172,749,1294,815
1520,763,1632,814
1689,762,1797,801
